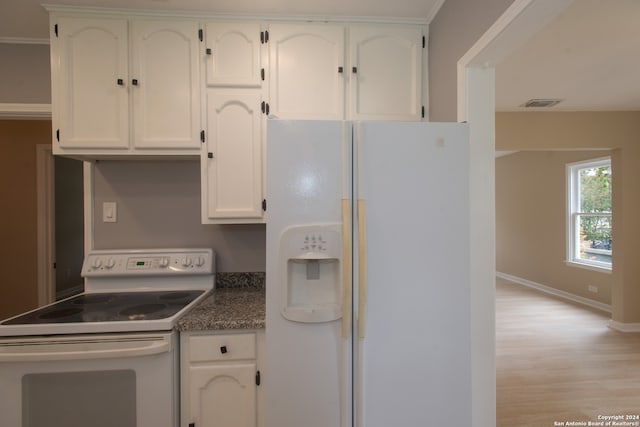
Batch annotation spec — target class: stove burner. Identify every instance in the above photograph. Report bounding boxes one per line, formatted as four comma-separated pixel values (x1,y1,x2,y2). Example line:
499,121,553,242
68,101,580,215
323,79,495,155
39,307,84,320
159,292,190,300
120,304,167,320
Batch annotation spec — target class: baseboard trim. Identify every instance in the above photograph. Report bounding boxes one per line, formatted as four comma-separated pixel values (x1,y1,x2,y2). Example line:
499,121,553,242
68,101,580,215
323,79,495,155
607,320,640,333
496,271,611,314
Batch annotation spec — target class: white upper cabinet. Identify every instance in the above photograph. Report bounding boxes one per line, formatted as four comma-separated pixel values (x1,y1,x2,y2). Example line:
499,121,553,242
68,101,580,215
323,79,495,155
131,20,201,150
268,23,345,119
348,24,424,121
202,90,263,223
267,23,425,121
50,11,427,164
52,17,129,150
200,21,266,224
50,15,201,157
204,22,262,87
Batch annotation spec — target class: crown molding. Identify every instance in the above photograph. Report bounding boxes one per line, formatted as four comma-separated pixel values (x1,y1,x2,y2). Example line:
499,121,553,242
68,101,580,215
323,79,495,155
42,4,430,25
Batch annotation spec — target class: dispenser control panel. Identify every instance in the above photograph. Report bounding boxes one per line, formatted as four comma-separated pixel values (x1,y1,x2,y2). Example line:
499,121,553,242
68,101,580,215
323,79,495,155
284,226,341,259
301,233,329,253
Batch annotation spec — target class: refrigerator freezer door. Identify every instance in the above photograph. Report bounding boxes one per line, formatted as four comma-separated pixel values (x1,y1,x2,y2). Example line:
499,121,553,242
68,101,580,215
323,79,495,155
265,119,352,427
354,122,472,427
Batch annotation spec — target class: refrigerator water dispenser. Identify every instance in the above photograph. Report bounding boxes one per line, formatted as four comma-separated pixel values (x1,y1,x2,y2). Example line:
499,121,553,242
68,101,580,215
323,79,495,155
280,224,342,323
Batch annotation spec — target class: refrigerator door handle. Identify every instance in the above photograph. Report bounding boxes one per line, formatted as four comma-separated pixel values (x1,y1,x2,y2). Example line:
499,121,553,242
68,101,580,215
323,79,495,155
341,199,352,339
357,199,367,339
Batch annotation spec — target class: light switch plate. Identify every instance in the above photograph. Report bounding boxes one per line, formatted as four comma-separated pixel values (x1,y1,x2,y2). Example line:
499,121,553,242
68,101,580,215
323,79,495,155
103,202,117,223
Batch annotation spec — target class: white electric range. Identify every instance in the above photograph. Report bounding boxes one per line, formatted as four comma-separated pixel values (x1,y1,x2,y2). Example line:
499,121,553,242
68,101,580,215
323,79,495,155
0,248,215,427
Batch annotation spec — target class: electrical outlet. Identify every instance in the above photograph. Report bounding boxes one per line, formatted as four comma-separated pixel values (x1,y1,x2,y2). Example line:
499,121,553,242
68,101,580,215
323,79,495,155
588,285,598,293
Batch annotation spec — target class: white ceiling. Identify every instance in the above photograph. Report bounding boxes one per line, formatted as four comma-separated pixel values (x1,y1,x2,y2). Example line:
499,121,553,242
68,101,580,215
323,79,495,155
1,0,639,112
496,0,640,112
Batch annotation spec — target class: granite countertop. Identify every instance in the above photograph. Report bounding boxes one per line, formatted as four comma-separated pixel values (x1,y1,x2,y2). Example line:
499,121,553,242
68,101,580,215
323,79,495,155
176,273,265,332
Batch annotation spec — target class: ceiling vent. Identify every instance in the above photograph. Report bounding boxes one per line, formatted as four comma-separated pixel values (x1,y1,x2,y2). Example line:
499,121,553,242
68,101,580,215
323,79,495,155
522,99,563,108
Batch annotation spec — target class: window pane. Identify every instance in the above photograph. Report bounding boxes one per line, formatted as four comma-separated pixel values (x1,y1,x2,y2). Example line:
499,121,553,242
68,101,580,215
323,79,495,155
577,214,612,266
579,164,611,213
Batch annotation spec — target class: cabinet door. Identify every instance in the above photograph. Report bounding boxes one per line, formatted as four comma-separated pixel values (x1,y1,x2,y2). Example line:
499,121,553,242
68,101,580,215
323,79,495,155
204,22,262,87
269,24,345,119
189,363,257,427
52,17,129,149
131,20,201,150
348,25,424,121
202,90,263,223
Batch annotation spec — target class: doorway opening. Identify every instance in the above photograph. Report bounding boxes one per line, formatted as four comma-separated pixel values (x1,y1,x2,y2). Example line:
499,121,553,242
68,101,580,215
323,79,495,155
36,145,85,304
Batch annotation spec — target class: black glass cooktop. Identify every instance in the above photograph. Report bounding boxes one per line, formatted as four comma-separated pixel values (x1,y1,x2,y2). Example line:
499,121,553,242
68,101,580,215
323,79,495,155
1,291,204,325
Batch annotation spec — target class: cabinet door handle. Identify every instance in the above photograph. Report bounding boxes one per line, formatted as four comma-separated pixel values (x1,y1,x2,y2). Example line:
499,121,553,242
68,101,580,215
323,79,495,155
352,66,358,74
132,79,138,86
206,48,212,55
338,66,344,74
208,152,214,159
116,78,124,86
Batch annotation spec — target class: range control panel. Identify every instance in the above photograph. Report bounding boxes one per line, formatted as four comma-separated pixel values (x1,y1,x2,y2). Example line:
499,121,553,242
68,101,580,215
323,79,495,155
82,249,214,277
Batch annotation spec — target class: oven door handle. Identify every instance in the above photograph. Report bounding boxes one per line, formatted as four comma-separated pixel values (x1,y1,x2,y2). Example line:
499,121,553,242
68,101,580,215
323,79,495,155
0,335,172,362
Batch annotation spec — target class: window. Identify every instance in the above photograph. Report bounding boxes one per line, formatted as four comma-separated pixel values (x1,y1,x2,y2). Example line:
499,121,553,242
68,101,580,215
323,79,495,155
566,157,612,271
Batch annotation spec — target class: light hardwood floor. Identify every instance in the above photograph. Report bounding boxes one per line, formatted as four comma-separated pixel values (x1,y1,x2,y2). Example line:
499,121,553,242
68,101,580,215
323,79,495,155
496,277,640,427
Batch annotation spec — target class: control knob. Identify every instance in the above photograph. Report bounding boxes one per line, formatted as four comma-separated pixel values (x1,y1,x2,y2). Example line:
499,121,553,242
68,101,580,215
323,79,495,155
91,257,103,269
104,258,116,269
181,257,192,268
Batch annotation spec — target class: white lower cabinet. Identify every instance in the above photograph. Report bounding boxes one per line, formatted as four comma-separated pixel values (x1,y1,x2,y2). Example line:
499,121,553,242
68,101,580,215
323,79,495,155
181,331,264,427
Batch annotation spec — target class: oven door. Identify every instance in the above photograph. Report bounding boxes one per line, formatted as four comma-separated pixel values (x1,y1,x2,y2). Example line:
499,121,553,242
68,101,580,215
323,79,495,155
0,331,177,427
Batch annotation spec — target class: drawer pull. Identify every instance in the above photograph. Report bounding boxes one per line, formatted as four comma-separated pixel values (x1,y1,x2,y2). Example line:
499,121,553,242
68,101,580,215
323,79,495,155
220,345,228,354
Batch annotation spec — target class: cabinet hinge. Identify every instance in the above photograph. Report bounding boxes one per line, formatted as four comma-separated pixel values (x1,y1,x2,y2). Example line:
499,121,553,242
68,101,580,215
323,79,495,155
255,370,261,386
261,68,265,81
54,24,58,38
260,30,269,44
422,35,425,48
56,129,60,142
198,29,203,42
262,199,267,212
421,106,425,118
261,101,270,115
200,130,205,143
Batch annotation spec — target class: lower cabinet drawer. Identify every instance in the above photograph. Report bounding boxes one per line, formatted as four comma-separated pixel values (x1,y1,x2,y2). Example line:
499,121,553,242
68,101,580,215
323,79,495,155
189,333,256,362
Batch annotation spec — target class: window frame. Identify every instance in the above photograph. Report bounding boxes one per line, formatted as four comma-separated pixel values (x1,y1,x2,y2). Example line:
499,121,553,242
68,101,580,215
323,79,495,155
566,156,612,272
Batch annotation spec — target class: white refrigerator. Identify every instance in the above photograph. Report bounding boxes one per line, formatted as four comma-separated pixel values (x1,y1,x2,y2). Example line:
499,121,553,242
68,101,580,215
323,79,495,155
265,119,472,427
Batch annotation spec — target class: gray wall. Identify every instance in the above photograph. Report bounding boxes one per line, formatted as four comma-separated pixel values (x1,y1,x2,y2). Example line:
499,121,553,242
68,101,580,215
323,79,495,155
92,160,266,272
0,43,51,103
428,0,514,122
